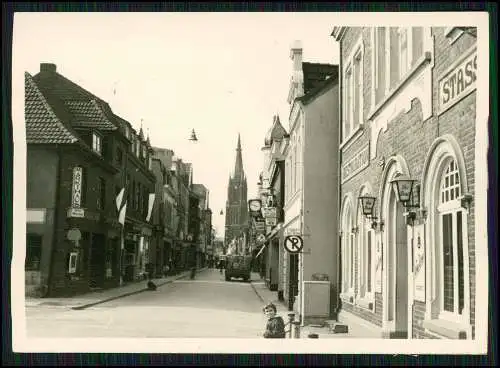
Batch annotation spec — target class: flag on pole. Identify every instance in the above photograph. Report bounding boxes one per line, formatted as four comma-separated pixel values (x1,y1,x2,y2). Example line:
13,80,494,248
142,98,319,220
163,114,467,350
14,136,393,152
118,202,127,226
146,193,156,222
116,187,125,212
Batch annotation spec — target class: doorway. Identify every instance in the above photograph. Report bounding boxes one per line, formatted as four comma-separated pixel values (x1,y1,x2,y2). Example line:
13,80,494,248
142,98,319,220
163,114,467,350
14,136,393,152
288,253,299,311
388,193,409,338
89,233,106,289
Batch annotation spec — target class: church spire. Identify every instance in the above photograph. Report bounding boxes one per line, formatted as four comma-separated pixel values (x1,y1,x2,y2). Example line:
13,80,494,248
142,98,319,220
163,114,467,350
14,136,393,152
233,133,244,178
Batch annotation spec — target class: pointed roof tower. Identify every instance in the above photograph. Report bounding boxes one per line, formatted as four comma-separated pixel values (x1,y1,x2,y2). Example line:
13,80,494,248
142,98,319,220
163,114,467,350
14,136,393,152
233,133,244,178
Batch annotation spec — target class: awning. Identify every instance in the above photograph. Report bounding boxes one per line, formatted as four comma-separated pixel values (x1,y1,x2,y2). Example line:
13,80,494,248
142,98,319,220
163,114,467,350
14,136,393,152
256,224,283,258
265,223,283,242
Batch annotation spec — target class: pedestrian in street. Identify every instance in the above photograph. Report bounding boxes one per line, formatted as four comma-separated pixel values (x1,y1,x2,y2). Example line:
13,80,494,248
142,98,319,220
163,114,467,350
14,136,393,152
262,302,286,338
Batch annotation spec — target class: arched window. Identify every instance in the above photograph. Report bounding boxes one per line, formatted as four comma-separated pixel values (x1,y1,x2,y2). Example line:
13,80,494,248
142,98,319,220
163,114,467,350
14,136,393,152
437,159,466,318
341,198,355,297
356,192,376,306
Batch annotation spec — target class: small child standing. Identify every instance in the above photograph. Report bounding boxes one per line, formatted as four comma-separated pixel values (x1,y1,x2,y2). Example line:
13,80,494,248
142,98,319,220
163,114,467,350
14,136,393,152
262,303,286,338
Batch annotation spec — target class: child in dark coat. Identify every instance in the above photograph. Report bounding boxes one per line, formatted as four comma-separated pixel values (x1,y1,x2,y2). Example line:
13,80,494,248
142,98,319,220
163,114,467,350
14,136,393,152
262,303,286,338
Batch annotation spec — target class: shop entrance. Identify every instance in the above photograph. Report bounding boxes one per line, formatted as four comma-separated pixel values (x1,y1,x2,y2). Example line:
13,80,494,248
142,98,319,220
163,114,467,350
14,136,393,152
89,233,105,289
288,253,299,311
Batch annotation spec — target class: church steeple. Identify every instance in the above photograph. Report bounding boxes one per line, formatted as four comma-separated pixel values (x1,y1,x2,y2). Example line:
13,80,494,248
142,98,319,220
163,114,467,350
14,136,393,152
233,133,244,178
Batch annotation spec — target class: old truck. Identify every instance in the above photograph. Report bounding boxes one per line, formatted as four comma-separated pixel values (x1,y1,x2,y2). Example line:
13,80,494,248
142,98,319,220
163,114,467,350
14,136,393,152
225,254,252,282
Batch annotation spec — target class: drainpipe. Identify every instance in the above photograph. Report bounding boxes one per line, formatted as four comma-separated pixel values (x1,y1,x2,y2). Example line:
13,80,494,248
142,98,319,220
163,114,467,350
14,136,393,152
335,34,344,321
46,145,62,297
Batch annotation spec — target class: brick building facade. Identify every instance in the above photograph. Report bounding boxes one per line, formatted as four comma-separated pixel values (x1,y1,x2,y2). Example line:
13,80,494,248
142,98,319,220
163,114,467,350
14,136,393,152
333,26,478,339
25,63,156,296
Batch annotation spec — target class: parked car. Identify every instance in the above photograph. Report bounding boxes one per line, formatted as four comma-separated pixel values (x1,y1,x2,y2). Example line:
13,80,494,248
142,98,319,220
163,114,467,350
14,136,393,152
225,254,252,282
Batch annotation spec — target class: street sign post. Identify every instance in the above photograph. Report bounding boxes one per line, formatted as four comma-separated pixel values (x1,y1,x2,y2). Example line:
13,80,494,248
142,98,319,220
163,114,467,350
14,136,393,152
284,235,303,253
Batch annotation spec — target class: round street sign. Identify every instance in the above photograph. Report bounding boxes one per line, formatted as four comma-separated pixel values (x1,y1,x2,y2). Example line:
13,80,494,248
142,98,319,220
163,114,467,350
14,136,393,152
67,228,81,241
284,235,303,253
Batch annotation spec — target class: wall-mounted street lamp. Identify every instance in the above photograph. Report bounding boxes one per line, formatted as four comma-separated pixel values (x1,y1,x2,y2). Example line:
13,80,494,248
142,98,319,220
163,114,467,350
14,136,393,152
390,173,421,226
358,195,383,231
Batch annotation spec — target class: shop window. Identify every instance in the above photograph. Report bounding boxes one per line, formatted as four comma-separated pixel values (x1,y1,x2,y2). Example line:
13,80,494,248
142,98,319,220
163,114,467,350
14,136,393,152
92,132,102,155
25,234,42,271
438,159,466,318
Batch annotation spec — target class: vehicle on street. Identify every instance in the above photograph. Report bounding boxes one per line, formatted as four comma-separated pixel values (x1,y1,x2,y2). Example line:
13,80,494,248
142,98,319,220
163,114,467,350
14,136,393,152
225,254,252,282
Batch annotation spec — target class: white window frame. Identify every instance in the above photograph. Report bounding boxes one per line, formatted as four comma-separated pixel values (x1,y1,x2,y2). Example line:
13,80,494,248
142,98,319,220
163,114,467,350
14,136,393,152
436,160,469,324
340,197,355,303
370,27,429,116
341,35,364,146
92,131,102,155
356,197,375,311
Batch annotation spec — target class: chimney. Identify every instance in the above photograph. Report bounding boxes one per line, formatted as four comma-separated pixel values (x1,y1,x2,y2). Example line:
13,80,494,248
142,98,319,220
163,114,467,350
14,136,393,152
40,63,57,73
290,40,303,71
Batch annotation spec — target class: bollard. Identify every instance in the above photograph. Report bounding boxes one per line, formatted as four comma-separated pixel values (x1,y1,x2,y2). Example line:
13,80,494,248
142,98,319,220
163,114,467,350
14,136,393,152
287,313,295,339
292,321,301,339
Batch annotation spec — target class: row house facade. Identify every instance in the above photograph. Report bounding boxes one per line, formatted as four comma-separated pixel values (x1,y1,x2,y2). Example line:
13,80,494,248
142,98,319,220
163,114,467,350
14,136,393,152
258,115,288,297
256,42,341,326
25,63,156,296
151,147,180,276
333,26,478,339
192,184,213,267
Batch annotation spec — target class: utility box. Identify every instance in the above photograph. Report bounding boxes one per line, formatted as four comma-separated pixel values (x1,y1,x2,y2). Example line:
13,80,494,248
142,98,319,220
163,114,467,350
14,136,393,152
302,280,330,326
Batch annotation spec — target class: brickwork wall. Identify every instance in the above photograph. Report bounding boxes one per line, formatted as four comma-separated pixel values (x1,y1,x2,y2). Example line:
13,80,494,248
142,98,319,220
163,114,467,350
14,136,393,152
339,26,477,338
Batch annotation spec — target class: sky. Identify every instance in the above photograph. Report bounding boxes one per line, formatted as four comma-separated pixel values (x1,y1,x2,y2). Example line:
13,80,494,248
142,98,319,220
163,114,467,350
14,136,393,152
13,12,339,237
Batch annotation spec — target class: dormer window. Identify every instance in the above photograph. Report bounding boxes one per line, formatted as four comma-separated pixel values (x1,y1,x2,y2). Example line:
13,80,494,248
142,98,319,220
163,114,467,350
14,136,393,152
92,132,102,155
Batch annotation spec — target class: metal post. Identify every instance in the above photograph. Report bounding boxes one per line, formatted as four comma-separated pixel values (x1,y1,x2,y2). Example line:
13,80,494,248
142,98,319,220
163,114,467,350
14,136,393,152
293,321,301,338
287,313,295,339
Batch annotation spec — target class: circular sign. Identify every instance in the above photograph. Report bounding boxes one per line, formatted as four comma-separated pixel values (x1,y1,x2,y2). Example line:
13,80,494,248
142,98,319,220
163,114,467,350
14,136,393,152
284,235,303,253
67,228,81,241
256,234,266,243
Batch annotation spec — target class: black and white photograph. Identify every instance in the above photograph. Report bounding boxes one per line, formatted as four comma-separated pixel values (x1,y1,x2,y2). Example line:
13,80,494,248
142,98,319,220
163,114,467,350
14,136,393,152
10,10,490,355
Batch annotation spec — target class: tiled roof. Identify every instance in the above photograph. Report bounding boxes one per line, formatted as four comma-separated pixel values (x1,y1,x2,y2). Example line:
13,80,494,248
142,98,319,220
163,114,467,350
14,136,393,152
64,99,117,130
25,72,79,144
33,70,118,131
302,62,337,95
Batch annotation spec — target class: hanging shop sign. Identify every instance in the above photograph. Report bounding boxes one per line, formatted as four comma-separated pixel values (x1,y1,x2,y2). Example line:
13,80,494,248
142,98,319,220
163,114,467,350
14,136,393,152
71,166,83,208
262,207,277,218
248,199,263,218
265,217,277,227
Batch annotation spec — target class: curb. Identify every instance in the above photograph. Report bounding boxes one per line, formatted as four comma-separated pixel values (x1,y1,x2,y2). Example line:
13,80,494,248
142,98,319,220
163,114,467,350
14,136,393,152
249,281,265,303
72,268,207,310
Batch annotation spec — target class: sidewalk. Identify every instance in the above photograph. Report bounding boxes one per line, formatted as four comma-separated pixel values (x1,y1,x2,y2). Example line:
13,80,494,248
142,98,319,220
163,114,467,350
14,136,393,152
25,267,207,310
250,273,383,339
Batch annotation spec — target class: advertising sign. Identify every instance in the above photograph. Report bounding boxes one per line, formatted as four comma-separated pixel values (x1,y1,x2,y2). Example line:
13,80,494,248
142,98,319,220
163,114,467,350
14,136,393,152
375,234,382,293
413,224,426,302
265,218,277,227
262,207,277,218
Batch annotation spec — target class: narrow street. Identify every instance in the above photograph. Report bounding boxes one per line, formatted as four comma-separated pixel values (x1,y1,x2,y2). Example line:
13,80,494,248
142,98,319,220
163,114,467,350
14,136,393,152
25,269,268,338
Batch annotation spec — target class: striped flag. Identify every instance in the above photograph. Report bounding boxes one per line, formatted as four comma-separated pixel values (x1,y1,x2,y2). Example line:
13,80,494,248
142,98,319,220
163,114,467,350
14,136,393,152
116,187,125,212
118,202,127,226
146,193,156,222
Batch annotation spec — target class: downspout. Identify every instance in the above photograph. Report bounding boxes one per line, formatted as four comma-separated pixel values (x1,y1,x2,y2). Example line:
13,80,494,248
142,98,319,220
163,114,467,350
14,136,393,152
335,36,344,321
46,144,62,297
